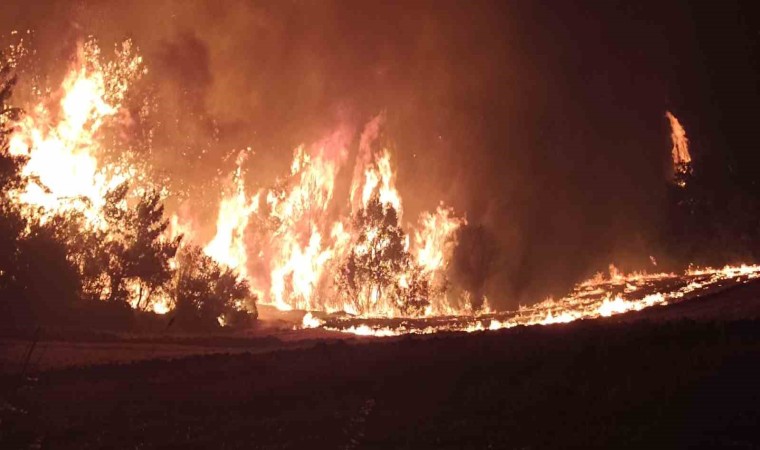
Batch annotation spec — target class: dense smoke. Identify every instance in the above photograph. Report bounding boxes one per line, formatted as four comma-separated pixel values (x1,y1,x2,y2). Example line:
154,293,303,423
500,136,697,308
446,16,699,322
2,0,756,309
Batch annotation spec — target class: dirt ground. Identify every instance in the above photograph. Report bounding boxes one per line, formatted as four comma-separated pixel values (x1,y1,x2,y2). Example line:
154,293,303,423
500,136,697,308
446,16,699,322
2,282,760,448
0,307,348,375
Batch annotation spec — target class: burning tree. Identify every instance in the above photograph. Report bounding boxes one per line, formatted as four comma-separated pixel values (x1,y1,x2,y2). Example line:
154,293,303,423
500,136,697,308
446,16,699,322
0,48,257,330
335,195,431,315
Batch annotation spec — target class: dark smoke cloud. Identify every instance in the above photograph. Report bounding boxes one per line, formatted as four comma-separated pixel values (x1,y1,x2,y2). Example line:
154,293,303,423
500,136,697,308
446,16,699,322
2,0,746,308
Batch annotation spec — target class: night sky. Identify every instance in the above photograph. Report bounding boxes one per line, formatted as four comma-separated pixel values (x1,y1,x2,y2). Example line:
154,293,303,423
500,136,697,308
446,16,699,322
2,0,758,307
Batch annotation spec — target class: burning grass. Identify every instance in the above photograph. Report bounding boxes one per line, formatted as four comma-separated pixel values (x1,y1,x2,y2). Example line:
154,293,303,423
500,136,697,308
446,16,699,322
302,264,760,336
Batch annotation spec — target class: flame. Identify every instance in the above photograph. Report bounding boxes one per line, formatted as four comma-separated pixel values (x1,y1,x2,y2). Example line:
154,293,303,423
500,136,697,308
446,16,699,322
4,39,178,314
356,149,402,214
127,279,172,314
666,110,691,186
300,312,325,329
205,150,259,279
412,205,466,315
317,264,760,337
191,116,472,318
265,136,350,311
8,39,144,226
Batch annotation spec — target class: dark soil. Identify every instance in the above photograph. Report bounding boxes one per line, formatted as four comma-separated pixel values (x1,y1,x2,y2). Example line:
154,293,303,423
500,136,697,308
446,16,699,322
2,316,760,449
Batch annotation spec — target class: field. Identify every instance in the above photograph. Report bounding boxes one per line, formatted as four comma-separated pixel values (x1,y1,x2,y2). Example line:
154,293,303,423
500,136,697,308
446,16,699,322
3,282,760,448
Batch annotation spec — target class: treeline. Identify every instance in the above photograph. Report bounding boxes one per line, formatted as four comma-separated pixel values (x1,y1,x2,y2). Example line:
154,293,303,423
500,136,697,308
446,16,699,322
0,62,256,334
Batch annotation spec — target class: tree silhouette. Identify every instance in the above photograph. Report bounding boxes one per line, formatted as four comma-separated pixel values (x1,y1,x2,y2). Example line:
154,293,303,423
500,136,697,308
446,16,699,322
0,60,83,327
173,244,255,329
125,190,181,309
88,183,181,308
0,63,24,197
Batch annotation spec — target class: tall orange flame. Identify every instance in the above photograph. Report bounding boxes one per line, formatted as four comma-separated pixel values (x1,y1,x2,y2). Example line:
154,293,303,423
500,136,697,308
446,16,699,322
665,110,691,186
8,39,144,227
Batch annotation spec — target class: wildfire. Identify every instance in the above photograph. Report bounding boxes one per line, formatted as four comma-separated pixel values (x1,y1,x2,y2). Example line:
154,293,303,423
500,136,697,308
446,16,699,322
6,37,760,332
